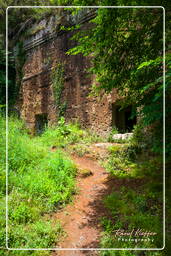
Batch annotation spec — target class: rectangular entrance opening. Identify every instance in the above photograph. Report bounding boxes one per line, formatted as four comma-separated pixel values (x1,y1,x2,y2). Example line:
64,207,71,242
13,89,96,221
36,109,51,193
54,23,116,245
35,114,48,135
112,104,136,133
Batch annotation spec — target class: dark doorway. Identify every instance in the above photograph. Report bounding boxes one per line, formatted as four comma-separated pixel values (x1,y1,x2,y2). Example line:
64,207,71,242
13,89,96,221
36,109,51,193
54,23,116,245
112,104,136,133
124,107,136,132
35,114,48,135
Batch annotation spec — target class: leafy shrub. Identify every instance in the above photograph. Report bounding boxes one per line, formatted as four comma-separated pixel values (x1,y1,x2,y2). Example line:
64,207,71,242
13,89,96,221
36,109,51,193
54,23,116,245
104,144,138,177
40,117,103,148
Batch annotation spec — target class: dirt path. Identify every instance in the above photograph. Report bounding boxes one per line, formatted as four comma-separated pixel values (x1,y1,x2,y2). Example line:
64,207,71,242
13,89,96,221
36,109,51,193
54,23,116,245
52,144,114,255
50,143,147,255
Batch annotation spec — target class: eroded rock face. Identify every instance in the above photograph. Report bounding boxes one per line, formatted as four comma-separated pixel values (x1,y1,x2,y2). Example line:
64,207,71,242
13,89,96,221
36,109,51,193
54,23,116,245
18,11,119,135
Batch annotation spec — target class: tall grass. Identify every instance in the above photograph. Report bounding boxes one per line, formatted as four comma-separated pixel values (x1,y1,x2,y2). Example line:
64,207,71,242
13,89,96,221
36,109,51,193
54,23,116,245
0,115,77,253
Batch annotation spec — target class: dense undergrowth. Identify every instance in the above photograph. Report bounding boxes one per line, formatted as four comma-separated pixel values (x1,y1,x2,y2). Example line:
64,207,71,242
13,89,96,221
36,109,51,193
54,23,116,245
99,126,169,256
39,117,103,148
0,115,84,254
0,114,170,256
0,114,104,254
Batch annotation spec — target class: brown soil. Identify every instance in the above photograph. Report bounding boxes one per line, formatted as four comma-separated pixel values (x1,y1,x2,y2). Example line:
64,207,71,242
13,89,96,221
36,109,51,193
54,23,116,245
50,143,112,256
51,143,144,256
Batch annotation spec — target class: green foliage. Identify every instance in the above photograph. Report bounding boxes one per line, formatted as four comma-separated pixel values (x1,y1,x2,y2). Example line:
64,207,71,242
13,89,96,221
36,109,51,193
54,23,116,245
126,122,155,156
0,114,76,250
66,2,170,157
0,43,16,107
99,124,164,252
0,2,57,112
10,201,35,224
107,127,119,142
8,119,47,171
52,63,67,118
8,219,63,249
69,143,90,157
100,247,163,256
104,143,139,177
104,134,164,180
40,116,103,149
0,44,6,106
14,41,26,101
0,3,170,254
67,6,163,92
0,114,104,251
39,117,80,147
25,24,46,37
100,159,163,250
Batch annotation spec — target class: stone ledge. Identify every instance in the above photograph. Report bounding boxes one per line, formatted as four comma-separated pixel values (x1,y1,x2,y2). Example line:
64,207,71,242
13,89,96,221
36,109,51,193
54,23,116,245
23,9,96,52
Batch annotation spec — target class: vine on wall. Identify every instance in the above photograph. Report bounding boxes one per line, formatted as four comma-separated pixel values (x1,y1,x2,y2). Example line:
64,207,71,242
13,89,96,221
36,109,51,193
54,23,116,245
15,41,26,98
52,62,67,118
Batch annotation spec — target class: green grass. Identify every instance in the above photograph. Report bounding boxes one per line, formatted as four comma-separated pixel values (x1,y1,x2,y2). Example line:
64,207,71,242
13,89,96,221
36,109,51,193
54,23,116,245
39,117,104,147
0,115,77,253
0,115,170,255
0,115,104,253
99,140,165,253
100,251,163,256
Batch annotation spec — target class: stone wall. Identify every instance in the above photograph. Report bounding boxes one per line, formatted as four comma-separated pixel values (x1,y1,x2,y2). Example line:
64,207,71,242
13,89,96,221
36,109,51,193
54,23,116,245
17,10,119,135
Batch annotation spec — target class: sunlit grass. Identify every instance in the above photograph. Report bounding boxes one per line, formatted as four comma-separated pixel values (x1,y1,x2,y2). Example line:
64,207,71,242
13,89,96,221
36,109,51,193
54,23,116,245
0,115,77,252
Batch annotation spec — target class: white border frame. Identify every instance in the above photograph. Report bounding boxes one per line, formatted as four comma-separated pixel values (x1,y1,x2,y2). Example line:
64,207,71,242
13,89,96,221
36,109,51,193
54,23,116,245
6,5,165,251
